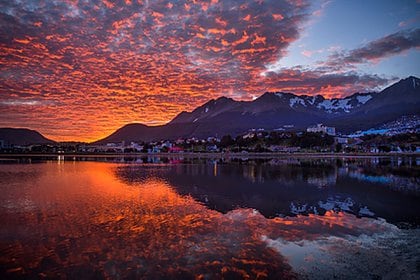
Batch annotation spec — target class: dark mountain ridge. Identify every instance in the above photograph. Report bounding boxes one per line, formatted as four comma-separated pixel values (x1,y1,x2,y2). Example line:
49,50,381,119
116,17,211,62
95,76,420,144
1,77,418,145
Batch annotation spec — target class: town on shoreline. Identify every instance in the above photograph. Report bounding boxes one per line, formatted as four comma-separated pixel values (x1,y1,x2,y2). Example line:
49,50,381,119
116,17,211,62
1,124,419,156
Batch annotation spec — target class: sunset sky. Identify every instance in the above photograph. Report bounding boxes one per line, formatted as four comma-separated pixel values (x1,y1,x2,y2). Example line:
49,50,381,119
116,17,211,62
1,0,419,142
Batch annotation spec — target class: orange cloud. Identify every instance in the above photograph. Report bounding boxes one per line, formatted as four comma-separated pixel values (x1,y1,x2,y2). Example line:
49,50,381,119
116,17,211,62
1,0,389,142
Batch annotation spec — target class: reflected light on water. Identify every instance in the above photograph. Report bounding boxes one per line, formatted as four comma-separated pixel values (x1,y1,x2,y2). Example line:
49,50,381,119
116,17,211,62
0,162,293,278
0,161,412,279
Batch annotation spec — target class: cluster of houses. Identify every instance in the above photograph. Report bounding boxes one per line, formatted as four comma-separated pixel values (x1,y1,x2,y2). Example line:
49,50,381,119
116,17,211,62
1,124,418,154
307,124,336,136
72,124,418,154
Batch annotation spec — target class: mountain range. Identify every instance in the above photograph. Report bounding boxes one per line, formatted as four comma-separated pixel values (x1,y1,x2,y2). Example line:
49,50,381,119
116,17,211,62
96,76,420,144
0,76,419,145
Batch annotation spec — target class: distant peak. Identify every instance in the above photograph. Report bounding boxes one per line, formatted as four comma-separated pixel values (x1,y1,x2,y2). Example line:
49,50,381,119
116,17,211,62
216,96,233,101
390,75,420,90
261,91,273,96
123,123,148,128
399,76,419,84
256,91,293,101
213,96,234,104
410,76,420,89
254,92,276,101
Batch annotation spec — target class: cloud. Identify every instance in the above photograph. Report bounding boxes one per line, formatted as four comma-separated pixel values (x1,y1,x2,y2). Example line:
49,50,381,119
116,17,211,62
0,0,313,141
261,29,418,98
301,50,313,57
262,67,393,98
326,28,420,69
398,16,419,28
0,99,51,106
301,48,323,57
0,1,415,141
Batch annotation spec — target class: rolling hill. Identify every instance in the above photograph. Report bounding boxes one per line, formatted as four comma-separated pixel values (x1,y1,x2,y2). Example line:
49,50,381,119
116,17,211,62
0,128,55,146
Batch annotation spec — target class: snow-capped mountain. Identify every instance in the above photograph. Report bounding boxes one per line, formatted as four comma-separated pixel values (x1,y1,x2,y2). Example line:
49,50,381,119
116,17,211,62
171,76,419,123
96,76,420,143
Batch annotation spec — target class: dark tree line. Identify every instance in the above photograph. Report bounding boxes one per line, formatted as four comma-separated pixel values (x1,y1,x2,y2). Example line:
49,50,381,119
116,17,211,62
219,131,334,150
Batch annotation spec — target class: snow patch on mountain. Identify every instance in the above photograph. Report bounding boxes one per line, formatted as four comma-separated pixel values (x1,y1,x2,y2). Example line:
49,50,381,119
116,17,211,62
349,115,420,137
290,202,308,214
318,197,354,212
359,206,375,217
307,96,317,105
275,93,283,98
356,95,372,104
317,98,353,113
205,107,209,113
289,97,307,108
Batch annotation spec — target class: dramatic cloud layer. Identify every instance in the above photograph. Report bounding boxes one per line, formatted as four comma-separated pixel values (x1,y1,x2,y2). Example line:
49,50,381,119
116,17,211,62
262,68,390,96
0,1,415,141
326,28,420,68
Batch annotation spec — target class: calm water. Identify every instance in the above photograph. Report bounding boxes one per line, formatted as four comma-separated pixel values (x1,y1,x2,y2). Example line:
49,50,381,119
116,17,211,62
0,156,419,279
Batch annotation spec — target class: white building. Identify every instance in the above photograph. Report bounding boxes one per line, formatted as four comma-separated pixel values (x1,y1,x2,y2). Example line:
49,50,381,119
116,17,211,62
307,124,336,136
335,137,348,144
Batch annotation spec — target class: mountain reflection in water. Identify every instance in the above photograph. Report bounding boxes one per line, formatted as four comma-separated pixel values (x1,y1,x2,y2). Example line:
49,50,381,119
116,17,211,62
0,157,418,279
116,157,420,226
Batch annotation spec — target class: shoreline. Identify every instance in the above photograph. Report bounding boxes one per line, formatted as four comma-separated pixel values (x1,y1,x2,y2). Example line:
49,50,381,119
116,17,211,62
0,152,418,159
